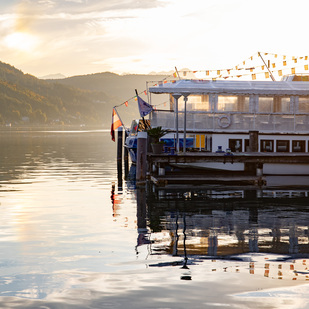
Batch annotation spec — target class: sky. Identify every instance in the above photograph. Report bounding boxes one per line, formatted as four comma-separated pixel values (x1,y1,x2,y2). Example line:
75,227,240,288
0,0,308,78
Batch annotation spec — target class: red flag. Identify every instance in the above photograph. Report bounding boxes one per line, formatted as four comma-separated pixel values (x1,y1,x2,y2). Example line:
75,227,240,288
111,108,122,141
125,101,128,107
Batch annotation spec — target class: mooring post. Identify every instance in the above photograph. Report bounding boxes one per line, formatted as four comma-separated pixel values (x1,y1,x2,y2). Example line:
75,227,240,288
136,131,147,185
117,127,123,188
124,129,129,178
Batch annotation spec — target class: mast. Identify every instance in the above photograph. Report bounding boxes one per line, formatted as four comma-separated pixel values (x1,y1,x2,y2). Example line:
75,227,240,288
258,52,276,81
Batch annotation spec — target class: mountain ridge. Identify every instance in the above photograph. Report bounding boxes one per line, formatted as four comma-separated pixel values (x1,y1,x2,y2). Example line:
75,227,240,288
0,61,171,128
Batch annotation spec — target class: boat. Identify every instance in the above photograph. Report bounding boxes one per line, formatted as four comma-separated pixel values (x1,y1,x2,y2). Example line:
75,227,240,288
145,74,309,175
125,119,194,164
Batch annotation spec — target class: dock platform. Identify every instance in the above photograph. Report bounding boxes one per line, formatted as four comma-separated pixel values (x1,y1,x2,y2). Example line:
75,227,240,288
147,152,309,187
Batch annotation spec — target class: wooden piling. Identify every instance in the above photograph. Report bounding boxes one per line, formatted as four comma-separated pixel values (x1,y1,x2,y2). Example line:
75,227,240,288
124,129,129,178
136,131,147,185
117,127,123,188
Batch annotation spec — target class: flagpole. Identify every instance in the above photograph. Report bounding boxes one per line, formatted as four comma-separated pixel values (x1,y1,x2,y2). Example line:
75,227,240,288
113,106,126,131
175,66,181,80
258,52,276,81
135,89,148,129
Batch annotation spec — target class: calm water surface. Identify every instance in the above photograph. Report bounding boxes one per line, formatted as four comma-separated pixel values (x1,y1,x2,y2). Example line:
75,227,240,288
0,130,309,308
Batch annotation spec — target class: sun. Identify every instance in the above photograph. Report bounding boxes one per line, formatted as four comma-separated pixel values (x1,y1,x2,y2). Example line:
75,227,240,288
4,32,38,52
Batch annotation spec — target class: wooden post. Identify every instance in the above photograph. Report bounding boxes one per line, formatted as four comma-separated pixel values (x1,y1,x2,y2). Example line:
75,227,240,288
136,131,147,185
124,130,129,178
117,127,123,188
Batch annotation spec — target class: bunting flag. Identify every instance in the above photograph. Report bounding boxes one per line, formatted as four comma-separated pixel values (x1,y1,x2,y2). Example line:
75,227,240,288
125,101,128,107
137,96,153,117
173,51,309,81
111,108,122,141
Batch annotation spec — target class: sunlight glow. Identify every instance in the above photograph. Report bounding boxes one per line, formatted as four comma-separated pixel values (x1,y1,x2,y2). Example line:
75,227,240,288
4,32,38,52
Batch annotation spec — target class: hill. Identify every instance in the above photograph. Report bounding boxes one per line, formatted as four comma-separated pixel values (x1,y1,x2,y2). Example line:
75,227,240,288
0,60,171,129
48,72,168,127
0,61,118,127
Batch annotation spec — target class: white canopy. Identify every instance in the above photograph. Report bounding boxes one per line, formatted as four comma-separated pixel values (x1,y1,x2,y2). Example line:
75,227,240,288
149,79,309,96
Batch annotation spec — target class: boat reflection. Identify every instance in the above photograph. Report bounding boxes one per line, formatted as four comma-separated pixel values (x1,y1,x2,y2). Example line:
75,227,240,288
135,185,309,281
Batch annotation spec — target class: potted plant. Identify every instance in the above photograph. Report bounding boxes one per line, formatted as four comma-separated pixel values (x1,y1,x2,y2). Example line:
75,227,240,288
147,126,169,154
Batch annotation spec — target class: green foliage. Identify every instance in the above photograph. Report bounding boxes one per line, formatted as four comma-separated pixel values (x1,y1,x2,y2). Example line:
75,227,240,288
147,126,169,143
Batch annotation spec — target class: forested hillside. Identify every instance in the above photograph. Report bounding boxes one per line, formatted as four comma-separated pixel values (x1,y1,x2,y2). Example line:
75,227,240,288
48,72,168,128
0,61,117,126
0,60,170,128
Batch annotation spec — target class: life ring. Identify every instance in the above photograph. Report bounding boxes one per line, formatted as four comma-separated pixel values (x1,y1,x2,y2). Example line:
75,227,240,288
217,115,231,128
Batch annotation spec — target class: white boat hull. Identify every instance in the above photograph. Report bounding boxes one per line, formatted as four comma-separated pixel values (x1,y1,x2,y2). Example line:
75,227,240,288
172,162,309,175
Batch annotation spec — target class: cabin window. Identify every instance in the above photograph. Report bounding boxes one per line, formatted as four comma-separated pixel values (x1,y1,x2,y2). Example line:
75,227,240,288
298,97,309,113
217,95,249,112
280,97,290,113
229,139,242,152
179,95,210,111
258,96,290,113
258,97,273,113
292,140,305,152
260,140,274,152
276,140,290,152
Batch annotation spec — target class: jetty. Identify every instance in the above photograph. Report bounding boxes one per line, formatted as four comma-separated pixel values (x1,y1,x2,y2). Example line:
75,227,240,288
148,152,309,187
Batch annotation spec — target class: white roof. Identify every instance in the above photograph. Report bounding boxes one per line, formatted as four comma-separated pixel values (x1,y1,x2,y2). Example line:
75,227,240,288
149,79,309,96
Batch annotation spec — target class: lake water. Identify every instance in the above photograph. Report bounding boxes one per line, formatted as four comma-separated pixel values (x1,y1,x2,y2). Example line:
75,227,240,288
1,129,309,308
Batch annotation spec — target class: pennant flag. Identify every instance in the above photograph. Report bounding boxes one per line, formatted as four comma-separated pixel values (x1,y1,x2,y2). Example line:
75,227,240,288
144,90,147,95
252,74,256,80
278,70,283,76
173,72,177,78
217,70,221,75
305,65,309,71
137,96,153,117
206,71,209,76
111,108,122,141
305,56,308,60
283,61,287,66
265,72,270,79
272,63,276,68
291,68,295,74
125,101,128,107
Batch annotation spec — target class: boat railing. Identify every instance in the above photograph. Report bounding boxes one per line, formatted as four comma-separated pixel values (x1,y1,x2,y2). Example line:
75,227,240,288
150,109,309,133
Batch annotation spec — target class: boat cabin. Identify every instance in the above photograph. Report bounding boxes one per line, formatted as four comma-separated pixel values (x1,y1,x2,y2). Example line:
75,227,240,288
148,76,309,153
